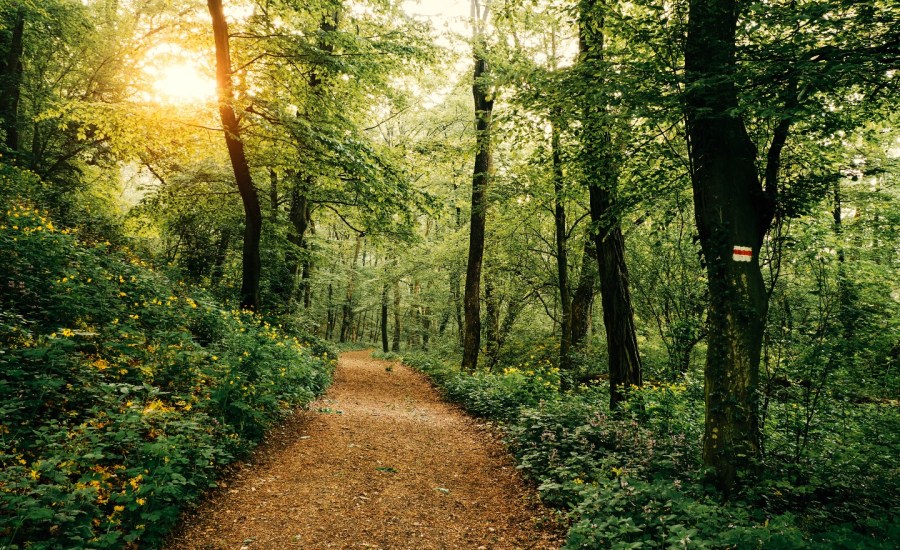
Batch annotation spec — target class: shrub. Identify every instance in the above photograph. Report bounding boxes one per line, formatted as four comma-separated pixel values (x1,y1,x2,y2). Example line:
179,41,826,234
565,477,809,549
0,181,336,549
397,348,899,548
400,352,560,421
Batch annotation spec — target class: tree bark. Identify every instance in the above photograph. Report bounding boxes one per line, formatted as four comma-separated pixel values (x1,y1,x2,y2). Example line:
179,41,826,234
579,0,643,409
208,0,262,311
684,0,776,492
461,2,493,372
832,178,854,341
287,181,311,300
381,281,390,352
552,123,573,368
453,202,465,344
340,234,363,342
487,292,527,372
1,6,24,152
392,279,401,352
325,283,335,340
421,304,431,351
570,239,597,351
591,186,643,408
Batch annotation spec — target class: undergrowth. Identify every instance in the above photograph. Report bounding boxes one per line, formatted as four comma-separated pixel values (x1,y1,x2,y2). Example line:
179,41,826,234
386,351,899,549
0,164,336,548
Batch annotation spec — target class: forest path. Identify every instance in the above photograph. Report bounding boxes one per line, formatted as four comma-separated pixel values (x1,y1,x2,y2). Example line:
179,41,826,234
168,350,561,549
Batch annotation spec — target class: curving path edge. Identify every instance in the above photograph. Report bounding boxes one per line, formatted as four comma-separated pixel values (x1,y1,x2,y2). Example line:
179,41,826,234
168,350,561,549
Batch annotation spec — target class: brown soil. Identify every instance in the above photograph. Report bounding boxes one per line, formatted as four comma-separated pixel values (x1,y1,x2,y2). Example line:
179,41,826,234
167,350,563,549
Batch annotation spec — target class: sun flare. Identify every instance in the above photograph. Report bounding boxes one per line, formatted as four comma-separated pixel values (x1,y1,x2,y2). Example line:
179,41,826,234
151,63,215,104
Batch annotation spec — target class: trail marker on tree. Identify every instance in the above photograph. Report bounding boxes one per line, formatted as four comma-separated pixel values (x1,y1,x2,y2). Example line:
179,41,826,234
732,246,753,262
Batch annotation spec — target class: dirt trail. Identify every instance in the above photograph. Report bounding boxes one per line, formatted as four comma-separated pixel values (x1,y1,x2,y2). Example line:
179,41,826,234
169,350,561,549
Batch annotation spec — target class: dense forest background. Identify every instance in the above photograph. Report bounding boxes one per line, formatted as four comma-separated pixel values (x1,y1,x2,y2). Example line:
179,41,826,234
0,0,897,547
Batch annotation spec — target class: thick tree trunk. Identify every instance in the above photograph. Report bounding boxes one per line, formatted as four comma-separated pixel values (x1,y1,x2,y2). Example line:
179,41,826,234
579,0,643,410
685,0,775,492
552,123,573,368
590,185,643,408
461,41,494,372
1,6,25,152
570,239,597,350
208,0,262,311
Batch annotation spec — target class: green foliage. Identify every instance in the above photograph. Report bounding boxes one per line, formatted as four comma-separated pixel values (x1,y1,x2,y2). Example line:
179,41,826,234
564,477,809,549
0,164,335,548
397,349,898,548
397,352,560,421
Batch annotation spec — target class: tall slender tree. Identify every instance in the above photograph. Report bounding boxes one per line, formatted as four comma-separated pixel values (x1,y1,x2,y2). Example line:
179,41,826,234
578,0,642,408
208,0,262,310
461,0,494,372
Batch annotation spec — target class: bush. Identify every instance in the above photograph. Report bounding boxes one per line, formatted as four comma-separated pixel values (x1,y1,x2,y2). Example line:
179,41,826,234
0,180,336,549
565,477,809,549
399,352,560,421
397,348,899,549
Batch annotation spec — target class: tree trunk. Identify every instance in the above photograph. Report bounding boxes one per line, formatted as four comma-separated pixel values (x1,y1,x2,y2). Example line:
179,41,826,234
579,0,642,410
325,283,335,340
591,188,643,408
392,280,401,352
484,275,500,368
454,203,465,345
487,293,527,372
570,239,597,351
832,178,854,341
381,281,389,352
208,0,262,311
421,304,431,351
287,182,311,299
1,6,25,152
552,123,573,368
461,31,494,372
410,280,422,348
340,234,363,343
684,0,777,492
